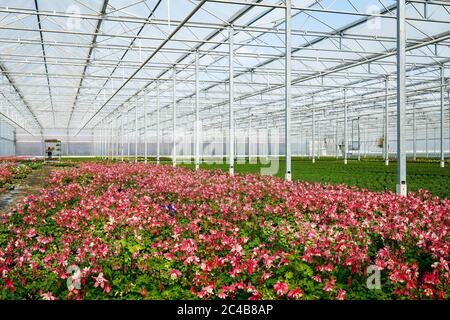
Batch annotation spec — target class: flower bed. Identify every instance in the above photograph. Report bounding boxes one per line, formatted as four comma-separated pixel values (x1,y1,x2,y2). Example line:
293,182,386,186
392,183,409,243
0,162,33,193
0,156,39,162
0,163,449,300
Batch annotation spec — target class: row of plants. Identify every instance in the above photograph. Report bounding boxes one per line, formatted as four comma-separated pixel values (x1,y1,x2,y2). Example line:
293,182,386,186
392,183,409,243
0,163,448,300
0,162,34,194
21,160,44,171
190,158,450,199
50,161,78,168
408,158,450,164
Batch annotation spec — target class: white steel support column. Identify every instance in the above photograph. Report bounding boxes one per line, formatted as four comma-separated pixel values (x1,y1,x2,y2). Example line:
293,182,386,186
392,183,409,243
228,26,235,176
135,104,138,163
127,108,130,161
426,118,429,158
104,122,107,159
106,121,109,159
100,123,103,159
247,111,250,162
344,89,348,165
105,122,108,159
317,121,321,160
144,91,148,164
412,104,416,161
109,120,113,159
202,121,206,161
112,119,115,160
102,121,106,160
95,128,98,158
335,118,339,159
285,0,292,181
172,68,177,167
110,120,113,159
92,129,95,158
440,65,445,168
111,119,114,160
311,96,315,163
249,113,254,163
384,77,389,166
113,117,116,160
103,122,106,159
102,124,104,159
357,116,361,161
115,116,119,160
98,125,101,159
363,125,367,158
195,50,200,170
396,0,407,196
265,107,269,161
234,117,237,162
434,126,437,156
104,124,107,159
121,112,124,162
156,81,160,165
297,122,301,157
95,129,98,158
107,122,109,159
221,115,224,161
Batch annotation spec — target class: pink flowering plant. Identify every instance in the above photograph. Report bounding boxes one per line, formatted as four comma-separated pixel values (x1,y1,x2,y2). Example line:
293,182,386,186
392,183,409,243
0,161,33,193
0,163,449,300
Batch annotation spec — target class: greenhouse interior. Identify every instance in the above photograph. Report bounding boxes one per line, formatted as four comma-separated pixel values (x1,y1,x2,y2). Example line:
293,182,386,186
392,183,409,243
0,0,449,303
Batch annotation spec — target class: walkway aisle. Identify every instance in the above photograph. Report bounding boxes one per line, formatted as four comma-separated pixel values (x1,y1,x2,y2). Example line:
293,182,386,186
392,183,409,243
0,166,52,211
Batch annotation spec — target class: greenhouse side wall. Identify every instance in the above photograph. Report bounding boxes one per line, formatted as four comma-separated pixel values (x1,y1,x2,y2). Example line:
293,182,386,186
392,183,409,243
0,116,15,156
11,124,450,158
15,128,95,157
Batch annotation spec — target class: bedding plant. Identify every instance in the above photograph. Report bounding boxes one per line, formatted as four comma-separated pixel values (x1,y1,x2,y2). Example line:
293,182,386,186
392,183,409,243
0,163,448,300
0,162,33,194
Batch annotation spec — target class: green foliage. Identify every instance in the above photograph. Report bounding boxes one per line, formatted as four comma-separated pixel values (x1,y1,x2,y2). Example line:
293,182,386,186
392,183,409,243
179,158,450,199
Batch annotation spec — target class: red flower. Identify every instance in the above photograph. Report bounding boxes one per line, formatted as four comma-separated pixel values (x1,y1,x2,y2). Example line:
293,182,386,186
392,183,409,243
287,288,304,299
323,278,336,292
1,162,449,300
4,279,15,293
169,269,182,280
93,272,109,293
273,281,288,296
40,291,57,300
336,289,346,300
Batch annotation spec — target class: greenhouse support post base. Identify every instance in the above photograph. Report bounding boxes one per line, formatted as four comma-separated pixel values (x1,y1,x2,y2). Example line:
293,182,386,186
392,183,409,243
440,161,445,168
385,160,389,166
396,184,407,197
